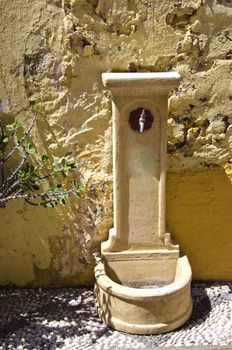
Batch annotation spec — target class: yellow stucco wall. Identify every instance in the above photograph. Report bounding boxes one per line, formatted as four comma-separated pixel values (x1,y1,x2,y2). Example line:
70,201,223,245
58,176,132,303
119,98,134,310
167,166,232,280
0,0,232,285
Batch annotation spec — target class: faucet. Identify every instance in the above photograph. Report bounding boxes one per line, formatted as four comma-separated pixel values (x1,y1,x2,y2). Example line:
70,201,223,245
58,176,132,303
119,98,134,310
139,108,146,133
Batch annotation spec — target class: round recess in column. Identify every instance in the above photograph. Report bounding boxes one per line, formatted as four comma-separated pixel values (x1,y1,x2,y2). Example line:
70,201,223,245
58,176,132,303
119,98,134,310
129,108,154,132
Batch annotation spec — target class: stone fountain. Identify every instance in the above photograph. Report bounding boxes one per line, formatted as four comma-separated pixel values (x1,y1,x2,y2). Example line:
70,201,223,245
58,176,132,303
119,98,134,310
94,72,192,334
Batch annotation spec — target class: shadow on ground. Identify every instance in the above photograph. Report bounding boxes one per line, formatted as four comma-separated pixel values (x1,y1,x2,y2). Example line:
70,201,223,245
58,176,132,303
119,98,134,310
0,287,112,349
0,282,226,350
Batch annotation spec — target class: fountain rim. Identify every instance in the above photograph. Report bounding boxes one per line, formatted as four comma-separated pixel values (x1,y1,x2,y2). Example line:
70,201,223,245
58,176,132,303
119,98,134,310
94,255,192,301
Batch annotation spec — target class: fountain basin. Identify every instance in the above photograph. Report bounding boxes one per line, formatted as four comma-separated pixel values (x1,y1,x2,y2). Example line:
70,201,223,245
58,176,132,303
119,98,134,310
94,252,192,334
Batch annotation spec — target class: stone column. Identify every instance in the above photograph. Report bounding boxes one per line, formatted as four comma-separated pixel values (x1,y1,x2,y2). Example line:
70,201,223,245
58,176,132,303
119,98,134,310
101,72,181,253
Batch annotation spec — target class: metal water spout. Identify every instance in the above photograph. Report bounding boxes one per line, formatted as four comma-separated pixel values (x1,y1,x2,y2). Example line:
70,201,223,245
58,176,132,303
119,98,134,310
139,108,146,133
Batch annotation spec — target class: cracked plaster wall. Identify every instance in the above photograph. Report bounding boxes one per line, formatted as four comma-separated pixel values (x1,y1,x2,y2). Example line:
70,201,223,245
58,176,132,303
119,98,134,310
0,0,232,285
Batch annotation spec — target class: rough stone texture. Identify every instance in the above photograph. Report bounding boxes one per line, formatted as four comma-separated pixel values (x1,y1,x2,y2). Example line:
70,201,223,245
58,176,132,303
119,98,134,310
0,0,232,285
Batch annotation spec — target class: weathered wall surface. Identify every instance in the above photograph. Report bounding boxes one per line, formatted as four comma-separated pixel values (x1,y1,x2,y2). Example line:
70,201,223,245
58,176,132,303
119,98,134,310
0,0,232,285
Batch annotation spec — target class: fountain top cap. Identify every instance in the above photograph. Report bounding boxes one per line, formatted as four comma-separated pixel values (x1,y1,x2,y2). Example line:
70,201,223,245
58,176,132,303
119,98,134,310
102,72,181,95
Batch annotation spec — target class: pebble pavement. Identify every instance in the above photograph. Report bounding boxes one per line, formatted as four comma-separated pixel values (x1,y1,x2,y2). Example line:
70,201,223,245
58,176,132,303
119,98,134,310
0,282,232,350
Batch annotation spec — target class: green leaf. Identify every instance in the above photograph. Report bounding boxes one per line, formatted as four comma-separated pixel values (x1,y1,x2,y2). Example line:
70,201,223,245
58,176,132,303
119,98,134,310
53,165,62,172
18,163,36,179
18,170,26,178
24,143,36,155
66,162,76,170
1,136,9,144
18,146,26,157
61,158,67,165
27,146,36,155
70,181,83,197
54,184,62,193
59,198,66,205
41,154,49,162
6,121,22,131
14,136,19,144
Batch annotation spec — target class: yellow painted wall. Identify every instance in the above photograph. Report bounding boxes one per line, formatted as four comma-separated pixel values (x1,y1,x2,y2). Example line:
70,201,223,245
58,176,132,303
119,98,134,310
167,166,232,280
0,0,232,285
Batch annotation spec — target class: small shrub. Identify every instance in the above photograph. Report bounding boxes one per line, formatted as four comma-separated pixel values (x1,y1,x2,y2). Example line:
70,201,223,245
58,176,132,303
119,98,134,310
0,115,82,208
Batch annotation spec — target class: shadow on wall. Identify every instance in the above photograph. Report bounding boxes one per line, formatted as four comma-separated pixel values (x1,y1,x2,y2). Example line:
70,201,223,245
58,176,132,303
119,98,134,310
0,199,85,286
167,166,232,280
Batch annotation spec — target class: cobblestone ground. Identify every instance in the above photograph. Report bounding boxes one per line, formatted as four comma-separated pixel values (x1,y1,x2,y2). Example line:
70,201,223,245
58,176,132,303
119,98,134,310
0,282,232,350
